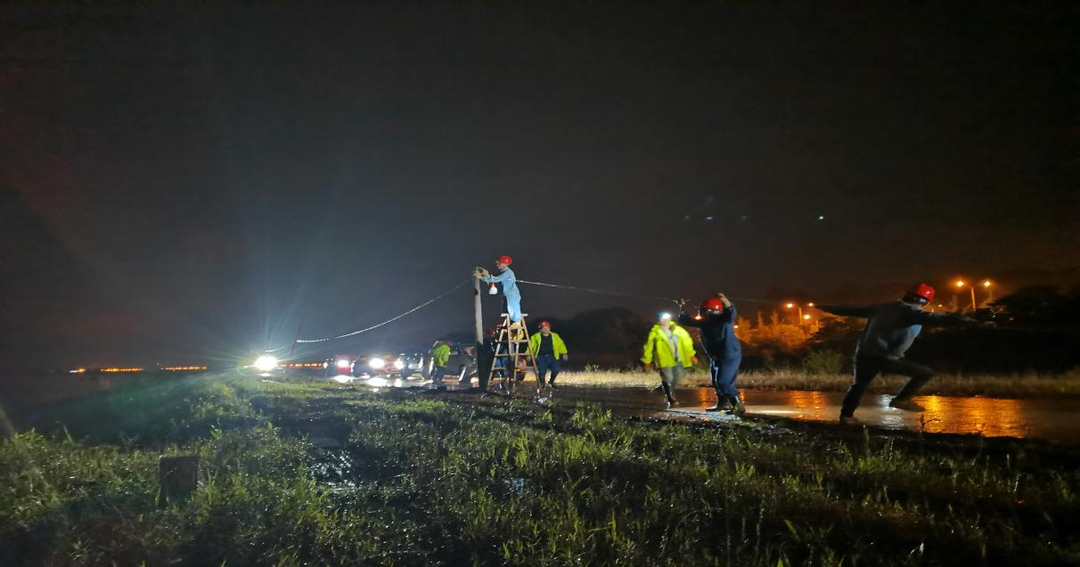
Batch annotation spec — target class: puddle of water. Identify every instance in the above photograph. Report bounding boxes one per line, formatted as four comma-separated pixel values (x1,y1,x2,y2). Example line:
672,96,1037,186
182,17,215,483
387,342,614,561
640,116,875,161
516,385,1080,443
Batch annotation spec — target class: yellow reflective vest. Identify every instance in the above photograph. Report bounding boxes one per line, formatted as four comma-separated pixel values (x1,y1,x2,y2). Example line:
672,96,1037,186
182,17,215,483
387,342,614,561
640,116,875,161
529,332,568,358
431,343,451,367
641,323,696,368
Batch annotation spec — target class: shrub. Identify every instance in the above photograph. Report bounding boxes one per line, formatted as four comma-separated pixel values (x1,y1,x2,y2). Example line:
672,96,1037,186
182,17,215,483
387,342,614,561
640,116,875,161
801,350,845,375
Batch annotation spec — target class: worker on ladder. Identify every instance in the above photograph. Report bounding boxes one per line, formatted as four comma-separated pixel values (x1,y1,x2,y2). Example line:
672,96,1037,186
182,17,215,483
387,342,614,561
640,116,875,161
476,255,522,326
641,313,697,408
529,321,568,389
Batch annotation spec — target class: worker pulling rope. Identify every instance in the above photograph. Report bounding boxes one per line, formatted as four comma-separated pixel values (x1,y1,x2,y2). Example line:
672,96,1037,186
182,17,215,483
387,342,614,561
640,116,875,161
264,279,471,352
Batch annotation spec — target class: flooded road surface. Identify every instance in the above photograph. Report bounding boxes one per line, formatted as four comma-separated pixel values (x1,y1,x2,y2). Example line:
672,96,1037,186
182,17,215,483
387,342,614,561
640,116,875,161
353,375,1079,444
526,385,1080,443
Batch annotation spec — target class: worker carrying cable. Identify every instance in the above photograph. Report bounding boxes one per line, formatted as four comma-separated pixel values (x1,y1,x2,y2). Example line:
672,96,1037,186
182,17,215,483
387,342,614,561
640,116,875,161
429,339,452,388
529,320,568,389
474,255,523,325
678,293,744,415
641,313,697,408
819,283,985,425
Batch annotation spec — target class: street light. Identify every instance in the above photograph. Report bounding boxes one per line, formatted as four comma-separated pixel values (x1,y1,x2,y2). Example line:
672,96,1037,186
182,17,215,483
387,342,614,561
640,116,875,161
784,302,805,324
955,279,977,311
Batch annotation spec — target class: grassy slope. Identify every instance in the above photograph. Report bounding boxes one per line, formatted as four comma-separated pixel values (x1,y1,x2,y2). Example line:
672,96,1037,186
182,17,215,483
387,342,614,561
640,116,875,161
2,375,1079,566
559,369,1080,399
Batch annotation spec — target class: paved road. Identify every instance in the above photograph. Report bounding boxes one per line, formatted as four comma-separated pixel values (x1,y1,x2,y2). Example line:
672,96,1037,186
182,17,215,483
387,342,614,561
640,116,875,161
342,374,1080,444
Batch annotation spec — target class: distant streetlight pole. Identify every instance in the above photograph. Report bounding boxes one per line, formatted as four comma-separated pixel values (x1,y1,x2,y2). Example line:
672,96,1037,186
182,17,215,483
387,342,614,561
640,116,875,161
982,280,994,305
955,280,976,311
784,302,803,324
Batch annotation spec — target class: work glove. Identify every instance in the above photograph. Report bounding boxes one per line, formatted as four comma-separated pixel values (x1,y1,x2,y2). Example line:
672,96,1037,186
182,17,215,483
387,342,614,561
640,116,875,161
643,363,652,372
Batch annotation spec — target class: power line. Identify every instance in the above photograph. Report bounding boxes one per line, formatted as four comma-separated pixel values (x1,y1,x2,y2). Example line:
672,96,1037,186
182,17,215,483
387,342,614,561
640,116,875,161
264,279,470,353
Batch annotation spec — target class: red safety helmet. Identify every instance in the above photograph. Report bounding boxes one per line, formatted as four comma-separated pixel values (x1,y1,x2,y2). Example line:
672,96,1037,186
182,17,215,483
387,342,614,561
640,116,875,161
538,321,551,328
496,255,513,265
907,283,936,303
700,298,726,312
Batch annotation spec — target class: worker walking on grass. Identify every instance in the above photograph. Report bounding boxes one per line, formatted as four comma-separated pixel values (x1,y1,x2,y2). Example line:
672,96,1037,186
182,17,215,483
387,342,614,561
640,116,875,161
819,283,983,425
642,313,697,408
429,339,451,388
529,321,568,389
679,293,744,415
476,255,523,325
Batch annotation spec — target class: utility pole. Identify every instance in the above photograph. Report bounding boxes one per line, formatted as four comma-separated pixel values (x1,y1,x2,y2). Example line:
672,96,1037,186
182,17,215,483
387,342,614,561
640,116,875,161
474,276,484,344
288,321,304,361
285,321,304,376
474,275,491,390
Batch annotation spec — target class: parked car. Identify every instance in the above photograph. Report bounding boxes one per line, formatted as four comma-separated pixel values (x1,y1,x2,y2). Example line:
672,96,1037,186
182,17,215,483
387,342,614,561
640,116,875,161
324,354,359,377
353,353,402,378
397,350,427,378
429,343,477,382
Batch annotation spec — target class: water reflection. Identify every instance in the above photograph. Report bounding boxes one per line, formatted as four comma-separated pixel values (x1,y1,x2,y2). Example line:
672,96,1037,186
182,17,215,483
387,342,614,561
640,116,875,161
917,396,1027,438
736,390,1062,441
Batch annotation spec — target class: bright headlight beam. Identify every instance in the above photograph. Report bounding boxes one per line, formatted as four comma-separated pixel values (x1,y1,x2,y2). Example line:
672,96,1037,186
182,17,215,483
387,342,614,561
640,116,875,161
254,355,279,372
336,358,351,369
393,359,405,370
369,357,386,369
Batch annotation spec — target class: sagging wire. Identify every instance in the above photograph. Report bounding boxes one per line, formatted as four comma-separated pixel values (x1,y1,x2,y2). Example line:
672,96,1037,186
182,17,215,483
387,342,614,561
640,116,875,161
264,279,471,353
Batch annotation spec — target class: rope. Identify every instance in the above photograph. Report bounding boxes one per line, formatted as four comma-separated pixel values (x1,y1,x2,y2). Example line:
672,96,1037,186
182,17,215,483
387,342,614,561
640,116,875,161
265,276,782,354
516,279,776,305
264,279,470,353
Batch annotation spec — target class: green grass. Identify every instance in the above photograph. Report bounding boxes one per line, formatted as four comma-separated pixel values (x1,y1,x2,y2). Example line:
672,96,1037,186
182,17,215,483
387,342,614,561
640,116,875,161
554,368,1080,398
2,375,1079,565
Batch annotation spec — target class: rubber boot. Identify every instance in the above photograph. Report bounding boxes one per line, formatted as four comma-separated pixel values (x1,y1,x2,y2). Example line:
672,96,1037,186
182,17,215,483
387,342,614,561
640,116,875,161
661,381,676,408
705,392,731,412
725,396,745,416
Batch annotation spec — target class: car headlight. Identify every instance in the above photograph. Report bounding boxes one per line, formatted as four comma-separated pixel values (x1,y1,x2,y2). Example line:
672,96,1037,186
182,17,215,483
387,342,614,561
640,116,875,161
336,358,351,370
254,355,278,372
393,358,405,370
369,357,386,369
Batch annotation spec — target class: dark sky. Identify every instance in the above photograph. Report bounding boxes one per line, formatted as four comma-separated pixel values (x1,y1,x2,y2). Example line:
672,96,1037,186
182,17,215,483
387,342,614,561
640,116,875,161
2,2,1078,368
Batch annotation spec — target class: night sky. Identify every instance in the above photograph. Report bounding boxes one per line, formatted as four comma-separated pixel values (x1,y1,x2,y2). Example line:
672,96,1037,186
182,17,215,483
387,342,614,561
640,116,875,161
2,2,1078,368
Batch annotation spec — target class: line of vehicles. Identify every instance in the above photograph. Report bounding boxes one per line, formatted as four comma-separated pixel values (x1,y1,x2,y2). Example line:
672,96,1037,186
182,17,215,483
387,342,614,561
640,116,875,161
316,343,477,381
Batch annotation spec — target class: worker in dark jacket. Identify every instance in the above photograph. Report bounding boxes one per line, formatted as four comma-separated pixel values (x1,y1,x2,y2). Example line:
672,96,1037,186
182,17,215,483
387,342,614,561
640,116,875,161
819,283,980,425
678,293,744,414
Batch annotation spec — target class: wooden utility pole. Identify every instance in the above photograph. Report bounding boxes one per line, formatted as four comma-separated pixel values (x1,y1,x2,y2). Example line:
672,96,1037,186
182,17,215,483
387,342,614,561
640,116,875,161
474,275,491,390
474,276,484,344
